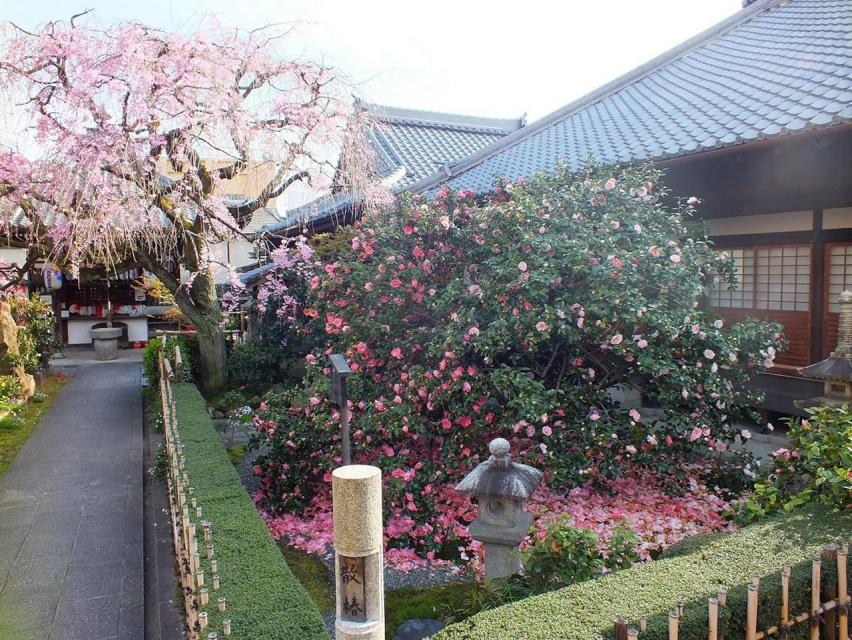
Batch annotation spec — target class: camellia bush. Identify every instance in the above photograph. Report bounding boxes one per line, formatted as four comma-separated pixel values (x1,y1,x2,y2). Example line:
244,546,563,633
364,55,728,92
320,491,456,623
252,163,784,565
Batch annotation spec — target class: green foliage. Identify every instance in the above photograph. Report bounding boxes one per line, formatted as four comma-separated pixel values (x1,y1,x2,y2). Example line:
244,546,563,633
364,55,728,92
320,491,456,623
737,405,852,522
434,506,852,640
170,382,326,640
522,516,603,590
520,518,640,593
143,336,193,387
8,294,61,373
605,525,641,571
385,582,480,639
228,341,284,387
0,375,21,412
277,545,334,614
0,373,66,477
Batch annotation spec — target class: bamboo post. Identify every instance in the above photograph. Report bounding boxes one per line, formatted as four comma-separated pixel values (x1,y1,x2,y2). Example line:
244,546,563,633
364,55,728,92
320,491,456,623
718,587,728,606
174,344,183,379
782,564,792,626
222,620,231,636
825,545,839,640
812,556,822,640
709,597,719,640
669,610,679,640
839,545,848,640
614,618,629,640
747,583,759,640
640,617,647,632
627,629,639,640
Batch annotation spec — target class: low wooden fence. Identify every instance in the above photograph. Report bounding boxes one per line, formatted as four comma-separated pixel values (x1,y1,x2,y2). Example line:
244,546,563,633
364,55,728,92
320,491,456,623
609,544,849,640
159,347,231,639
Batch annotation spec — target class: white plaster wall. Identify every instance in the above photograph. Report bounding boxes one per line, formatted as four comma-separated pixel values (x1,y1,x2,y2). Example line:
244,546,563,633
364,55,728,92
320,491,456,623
66,318,148,344
707,211,813,236
0,247,27,267
824,208,852,230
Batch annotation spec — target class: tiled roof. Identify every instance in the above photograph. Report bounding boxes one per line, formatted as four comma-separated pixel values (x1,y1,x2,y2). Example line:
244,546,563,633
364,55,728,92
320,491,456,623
261,104,524,235
365,104,525,189
410,0,852,194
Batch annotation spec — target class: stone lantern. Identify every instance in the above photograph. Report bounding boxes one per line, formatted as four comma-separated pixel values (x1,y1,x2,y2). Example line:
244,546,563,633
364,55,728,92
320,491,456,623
797,290,852,408
456,438,543,581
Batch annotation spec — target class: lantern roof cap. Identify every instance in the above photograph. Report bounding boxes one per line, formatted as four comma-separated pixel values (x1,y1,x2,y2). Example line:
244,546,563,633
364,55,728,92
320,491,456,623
455,438,543,500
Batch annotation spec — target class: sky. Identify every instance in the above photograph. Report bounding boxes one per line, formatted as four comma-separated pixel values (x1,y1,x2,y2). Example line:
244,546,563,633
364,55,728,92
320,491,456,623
3,0,743,123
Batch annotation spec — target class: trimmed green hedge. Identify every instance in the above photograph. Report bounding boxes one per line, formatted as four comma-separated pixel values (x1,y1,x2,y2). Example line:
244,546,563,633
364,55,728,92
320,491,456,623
436,507,851,640
171,383,326,640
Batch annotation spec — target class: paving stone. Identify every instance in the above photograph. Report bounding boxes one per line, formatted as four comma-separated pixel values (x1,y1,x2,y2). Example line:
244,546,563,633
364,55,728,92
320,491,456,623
15,528,77,563
36,489,86,515
53,594,120,640
61,562,123,602
118,604,144,640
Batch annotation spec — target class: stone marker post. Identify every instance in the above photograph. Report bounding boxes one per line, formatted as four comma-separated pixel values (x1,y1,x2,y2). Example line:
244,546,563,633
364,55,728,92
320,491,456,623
333,465,384,640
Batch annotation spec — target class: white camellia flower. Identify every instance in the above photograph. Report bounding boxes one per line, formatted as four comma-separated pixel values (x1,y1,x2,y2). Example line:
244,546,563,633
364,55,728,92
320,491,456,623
741,429,752,439
703,349,716,359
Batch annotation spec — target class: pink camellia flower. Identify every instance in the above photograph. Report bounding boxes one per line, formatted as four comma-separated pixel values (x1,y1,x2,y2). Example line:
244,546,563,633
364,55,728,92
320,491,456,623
605,177,617,190
526,425,536,437
391,347,403,359
462,381,472,394
690,426,703,442
535,321,548,332
589,410,601,421
629,408,641,421
703,349,716,360
637,339,648,349
542,425,552,436
518,261,528,272
309,396,321,405
440,418,452,430
364,282,374,292
670,254,681,263
374,400,386,411
691,323,701,334
625,444,637,454
649,246,662,257
611,257,623,269
610,333,624,345
468,326,480,337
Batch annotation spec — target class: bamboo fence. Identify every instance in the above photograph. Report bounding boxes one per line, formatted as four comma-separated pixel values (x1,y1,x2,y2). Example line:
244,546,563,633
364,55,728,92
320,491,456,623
607,545,849,640
159,343,231,639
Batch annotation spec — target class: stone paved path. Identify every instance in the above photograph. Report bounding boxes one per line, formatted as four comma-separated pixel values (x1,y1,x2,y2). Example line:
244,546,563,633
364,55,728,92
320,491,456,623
0,362,144,640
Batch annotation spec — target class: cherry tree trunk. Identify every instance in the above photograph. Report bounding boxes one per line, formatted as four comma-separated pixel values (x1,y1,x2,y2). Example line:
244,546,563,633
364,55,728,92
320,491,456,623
194,316,228,392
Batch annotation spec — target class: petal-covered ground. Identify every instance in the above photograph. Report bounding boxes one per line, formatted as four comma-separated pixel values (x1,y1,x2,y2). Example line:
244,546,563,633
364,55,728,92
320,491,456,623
259,472,733,571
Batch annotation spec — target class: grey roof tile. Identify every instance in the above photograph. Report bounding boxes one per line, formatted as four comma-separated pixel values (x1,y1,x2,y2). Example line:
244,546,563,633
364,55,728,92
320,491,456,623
261,104,524,234
411,0,852,194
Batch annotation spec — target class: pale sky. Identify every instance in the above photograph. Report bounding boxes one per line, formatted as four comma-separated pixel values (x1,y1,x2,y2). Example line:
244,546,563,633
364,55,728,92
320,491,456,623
4,0,742,123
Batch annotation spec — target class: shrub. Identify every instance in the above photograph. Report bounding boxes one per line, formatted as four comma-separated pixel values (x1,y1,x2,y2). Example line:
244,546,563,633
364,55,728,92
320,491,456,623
8,294,61,372
737,404,852,522
228,341,284,387
170,382,326,640
254,163,783,563
522,516,604,590
434,506,852,640
0,374,21,412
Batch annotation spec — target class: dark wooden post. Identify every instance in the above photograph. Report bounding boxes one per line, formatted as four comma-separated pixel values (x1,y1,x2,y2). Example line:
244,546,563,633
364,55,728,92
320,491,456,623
329,354,353,465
